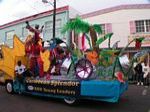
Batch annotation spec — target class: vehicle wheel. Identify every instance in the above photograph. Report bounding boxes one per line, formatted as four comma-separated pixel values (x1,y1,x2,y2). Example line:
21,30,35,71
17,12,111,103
5,81,14,94
75,58,93,80
64,97,76,105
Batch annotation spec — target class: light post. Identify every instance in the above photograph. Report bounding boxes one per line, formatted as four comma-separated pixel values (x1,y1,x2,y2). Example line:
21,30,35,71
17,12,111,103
42,0,56,39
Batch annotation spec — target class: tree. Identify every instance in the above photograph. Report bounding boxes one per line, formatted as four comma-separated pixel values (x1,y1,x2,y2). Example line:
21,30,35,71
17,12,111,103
62,17,102,50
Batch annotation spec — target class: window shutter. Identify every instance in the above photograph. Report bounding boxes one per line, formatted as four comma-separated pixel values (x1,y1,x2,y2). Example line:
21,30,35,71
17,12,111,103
129,21,136,34
106,23,112,33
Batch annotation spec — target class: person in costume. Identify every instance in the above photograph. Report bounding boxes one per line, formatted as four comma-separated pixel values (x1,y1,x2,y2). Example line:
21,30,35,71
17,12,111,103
50,44,65,75
26,21,44,45
25,21,44,78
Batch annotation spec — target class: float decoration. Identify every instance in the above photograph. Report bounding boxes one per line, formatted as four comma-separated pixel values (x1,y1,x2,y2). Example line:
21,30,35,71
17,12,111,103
135,37,144,50
0,17,146,104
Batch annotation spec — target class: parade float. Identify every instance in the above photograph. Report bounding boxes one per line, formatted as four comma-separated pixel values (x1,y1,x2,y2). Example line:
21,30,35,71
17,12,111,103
0,18,144,105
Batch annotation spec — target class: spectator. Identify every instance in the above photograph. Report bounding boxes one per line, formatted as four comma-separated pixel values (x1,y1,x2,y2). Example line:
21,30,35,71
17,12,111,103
15,60,26,93
134,62,144,85
142,62,149,86
133,61,138,83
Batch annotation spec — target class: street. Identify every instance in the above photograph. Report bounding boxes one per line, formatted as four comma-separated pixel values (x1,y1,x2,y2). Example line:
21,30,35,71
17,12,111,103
0,84,149,112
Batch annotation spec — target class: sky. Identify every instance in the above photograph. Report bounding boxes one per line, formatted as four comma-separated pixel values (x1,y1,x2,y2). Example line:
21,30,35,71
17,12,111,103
0,0,149,25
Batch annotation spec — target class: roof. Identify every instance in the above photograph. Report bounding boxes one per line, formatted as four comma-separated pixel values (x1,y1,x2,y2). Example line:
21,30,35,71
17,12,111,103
81,4,150,18
0,6,69,29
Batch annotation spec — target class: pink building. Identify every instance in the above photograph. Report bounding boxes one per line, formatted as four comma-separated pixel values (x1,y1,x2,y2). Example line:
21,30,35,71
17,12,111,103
72,4,150,66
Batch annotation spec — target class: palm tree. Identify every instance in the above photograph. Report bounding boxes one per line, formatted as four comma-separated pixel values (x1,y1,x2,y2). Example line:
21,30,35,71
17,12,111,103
62,17,102,50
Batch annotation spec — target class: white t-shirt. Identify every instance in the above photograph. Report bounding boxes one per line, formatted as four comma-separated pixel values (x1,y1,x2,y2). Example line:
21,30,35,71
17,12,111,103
141,63,149,78
15,65,26,75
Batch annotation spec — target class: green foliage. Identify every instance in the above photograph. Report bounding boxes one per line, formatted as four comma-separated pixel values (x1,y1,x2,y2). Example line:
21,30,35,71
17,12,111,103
61,17,90,34
62,17,103,35
85,34,92,49
96,33,113,46
93,24,102,34
105,33,113,40
135,37,145,42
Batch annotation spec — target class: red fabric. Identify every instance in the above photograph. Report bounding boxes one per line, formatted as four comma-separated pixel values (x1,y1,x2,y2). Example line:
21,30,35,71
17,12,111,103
31,44,42,56
29,57,37,71
37,57,44,77
81,33,85,51
29,44,44,77
25,45,31,55
25,40,32,56
27,26,40,44
46,73,51,80
29,57,44,77
135,40,141,50
115,71,124,83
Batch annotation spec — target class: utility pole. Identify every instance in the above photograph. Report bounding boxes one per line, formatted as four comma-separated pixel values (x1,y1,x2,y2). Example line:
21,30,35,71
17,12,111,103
42,0,56,39
53,0,56,39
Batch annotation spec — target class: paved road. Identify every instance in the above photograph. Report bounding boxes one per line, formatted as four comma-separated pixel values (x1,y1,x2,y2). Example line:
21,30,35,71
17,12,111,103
0,85,150,112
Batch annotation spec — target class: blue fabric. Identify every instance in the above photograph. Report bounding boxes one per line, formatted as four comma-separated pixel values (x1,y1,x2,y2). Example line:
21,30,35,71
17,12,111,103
81,80,128,102
13,78,25,93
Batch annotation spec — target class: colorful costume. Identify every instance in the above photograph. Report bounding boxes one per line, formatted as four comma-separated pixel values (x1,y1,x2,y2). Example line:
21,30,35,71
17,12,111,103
26,24,44,77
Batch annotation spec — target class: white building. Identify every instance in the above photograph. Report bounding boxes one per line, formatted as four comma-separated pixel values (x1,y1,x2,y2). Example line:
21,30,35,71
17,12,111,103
0,6,80,47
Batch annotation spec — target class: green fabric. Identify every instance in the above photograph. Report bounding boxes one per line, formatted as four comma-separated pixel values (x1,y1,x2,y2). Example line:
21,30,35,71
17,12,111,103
62,17,102,35
93,24,102,34
72,48,82,62
85,34,92,49
96,33,113,46
62,17,90,34
135,37,144,42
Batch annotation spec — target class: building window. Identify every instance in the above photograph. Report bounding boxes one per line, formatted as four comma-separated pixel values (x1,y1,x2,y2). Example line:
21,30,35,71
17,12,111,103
56,19,62,28
56,19,62,38
44,21,53,40
101,24,106,34
22,27,28,37
5,30,14,47
146,20,150,32
135,20,150,33
45,21,53,33
99,23,112,35
44,19,62,40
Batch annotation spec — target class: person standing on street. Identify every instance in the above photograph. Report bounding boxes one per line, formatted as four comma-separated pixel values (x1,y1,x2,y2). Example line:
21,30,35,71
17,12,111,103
135,62,144,85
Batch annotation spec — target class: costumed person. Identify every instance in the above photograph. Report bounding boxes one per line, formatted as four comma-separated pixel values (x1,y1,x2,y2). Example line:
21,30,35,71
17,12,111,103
26,21,44,44
25,21,44,78
50,44,65,75
15,60,26,93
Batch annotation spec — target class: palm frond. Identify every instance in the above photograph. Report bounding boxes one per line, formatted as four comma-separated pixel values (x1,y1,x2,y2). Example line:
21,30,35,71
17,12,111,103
105,33,113,39
61,17,90,34
96,33,113,46
93,24,102,34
